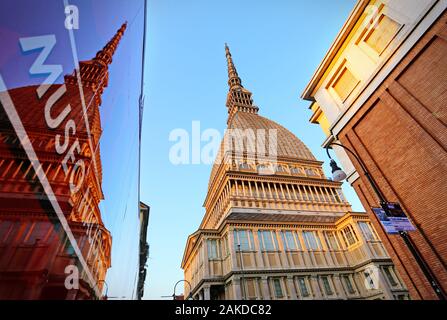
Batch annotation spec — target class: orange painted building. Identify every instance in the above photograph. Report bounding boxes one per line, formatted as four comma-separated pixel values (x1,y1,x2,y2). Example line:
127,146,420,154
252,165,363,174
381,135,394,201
0,23,126,299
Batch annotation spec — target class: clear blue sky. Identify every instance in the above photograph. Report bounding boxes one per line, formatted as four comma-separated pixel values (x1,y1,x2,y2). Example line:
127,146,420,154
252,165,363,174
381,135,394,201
142,0,362,299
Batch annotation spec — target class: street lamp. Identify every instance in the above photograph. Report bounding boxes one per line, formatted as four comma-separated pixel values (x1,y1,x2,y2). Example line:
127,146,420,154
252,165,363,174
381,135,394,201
325,142,446,300
172,279,193,300
329,159,347,182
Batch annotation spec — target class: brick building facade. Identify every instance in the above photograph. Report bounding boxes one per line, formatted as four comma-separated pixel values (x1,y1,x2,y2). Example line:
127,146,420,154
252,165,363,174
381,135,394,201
302,0,446,299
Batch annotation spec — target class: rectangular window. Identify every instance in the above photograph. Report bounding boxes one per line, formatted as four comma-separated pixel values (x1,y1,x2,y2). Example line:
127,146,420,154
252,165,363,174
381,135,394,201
358,222,375,241
224,236,229,257
246,279,257,299
302,231,321,250
290,167,302,175
239,162,250,170
342,225,358,246
298,277,309,297
281,231,301,250
0,221,14,244
332,66,359,102
343,275,355,294
336,189,345,202
207,239,219,259
321,276,333,295
324,231,339,250
24,222,51,245
258,230,279,251
332,189,341,202
384,267,398,286
234,230,254,251
273,278,283,298
364,14,400,54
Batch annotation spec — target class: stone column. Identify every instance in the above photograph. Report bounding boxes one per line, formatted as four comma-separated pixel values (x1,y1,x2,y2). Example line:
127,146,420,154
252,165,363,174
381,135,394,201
261,277,271,300
333,274,346,299
352,273,366,297
317,230,334,266
228,228,238,270
286,276,298,299
253,229,264,269
232,278,242,300
310,275,322,299
203,285,211,300
276,230,289,268
203,239,209,278
376,266,394,299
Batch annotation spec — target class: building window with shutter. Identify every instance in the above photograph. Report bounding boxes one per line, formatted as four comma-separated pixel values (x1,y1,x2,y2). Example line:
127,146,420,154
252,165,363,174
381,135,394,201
384,267,398,286
281,230,301,251
298,277,310,297
321,276,333,295
342,225,358,246
358,221,376,241
233,229,255,251
207,239,219,259
302,231,321,250
258,230,279,251
329,61,360,103
343,275,356,294
324,231,339,250
272,278,284,298
364,14,400,55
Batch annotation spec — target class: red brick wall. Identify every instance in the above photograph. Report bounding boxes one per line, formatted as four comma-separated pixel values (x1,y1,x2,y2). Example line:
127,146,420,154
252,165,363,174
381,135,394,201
339,12,447,300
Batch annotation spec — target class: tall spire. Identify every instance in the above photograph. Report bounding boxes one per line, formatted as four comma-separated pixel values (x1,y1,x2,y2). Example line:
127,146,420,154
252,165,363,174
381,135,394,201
225,43,242,90
224,44,258,124
94,22,127,66
65,22,127,104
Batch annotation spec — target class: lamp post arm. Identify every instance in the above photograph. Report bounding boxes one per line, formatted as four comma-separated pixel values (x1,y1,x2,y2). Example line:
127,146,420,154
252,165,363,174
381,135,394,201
326,142,386,203
173,279,193,300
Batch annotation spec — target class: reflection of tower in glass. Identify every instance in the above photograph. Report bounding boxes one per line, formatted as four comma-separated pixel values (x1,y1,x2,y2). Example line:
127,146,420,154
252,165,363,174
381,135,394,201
0,23,126,299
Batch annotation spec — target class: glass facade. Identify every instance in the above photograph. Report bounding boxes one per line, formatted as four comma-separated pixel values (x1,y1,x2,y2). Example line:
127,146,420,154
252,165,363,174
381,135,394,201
0,0,145,299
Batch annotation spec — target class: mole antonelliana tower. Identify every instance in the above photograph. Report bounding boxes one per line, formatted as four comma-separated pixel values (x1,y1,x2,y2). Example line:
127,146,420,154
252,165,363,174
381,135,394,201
181,45,409,300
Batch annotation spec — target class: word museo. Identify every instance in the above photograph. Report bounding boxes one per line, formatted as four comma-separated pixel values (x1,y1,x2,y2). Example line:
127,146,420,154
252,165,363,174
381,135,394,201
19,34,85,193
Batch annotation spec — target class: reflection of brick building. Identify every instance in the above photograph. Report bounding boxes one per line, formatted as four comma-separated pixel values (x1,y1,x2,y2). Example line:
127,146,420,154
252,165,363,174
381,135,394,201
302,0,447,299
0,23,126,299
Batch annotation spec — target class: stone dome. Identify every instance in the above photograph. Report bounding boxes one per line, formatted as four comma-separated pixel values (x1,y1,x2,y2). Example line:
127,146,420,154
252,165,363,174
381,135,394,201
208,111,316,187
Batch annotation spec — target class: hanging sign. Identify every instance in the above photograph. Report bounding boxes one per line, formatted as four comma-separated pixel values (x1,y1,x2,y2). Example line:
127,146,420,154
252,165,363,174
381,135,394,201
372,202,416,234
